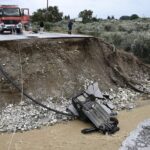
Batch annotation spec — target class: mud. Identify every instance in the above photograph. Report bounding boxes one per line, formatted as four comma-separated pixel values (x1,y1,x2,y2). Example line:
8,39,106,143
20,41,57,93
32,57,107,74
0,99,150,150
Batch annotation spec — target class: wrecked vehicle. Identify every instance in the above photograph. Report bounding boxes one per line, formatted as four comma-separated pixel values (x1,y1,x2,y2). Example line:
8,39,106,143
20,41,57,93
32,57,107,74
0,5,30,34
67,82,120,134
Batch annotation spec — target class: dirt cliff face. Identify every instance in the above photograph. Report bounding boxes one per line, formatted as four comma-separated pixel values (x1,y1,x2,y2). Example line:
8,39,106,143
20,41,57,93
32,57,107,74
0,38,149,107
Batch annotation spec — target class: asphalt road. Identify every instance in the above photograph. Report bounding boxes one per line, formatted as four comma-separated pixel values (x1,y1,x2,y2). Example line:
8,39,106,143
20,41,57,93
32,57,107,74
0,32,92,41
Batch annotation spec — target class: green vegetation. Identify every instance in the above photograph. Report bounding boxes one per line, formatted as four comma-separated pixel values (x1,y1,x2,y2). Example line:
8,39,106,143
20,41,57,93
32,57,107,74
32,6,63,22
120,14,139,20
74,19,150,63
78,9,93,23
45,19,150,63
31,7,150,63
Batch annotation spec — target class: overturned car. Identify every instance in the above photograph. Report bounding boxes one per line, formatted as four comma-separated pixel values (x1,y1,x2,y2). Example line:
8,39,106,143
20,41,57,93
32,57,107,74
67,82,120,134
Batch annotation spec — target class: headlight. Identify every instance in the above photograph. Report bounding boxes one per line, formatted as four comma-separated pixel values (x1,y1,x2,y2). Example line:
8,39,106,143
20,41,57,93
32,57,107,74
0,22,4,27
0,22,4,30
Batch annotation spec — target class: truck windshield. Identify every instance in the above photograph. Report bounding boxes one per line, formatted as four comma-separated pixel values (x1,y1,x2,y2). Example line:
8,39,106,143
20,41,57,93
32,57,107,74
3,8,20,16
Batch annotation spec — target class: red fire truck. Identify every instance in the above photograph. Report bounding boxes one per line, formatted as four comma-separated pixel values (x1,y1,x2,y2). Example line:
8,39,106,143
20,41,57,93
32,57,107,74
0,5,30,34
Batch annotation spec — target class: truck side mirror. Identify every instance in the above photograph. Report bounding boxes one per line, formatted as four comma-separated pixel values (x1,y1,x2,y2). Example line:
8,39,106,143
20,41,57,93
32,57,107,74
21,8,29,16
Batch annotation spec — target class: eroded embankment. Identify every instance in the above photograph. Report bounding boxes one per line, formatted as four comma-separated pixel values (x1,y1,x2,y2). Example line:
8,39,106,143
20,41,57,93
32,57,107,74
0,37,149,107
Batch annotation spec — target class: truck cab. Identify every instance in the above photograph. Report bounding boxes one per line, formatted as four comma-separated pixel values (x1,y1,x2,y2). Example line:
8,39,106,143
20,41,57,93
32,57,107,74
0,5,30,34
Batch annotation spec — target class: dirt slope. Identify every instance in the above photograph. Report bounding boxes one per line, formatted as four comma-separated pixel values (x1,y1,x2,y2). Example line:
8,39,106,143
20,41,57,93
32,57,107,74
0,37,149,107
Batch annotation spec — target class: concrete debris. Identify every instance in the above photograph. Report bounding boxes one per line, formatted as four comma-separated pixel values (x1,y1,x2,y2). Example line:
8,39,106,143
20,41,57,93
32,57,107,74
120,119,150,150
80,78,144,110
108,87,140,111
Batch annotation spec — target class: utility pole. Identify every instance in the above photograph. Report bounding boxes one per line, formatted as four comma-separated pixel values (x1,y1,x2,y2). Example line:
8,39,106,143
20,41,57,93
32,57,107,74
47,0,49,11
46,0,49,21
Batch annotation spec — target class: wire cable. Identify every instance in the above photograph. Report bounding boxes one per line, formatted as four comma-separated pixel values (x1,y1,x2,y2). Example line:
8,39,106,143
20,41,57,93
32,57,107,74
18,42,24,102
0,65,74,117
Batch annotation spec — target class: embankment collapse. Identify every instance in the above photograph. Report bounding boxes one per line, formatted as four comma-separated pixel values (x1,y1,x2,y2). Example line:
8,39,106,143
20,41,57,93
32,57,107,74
0,37,149,107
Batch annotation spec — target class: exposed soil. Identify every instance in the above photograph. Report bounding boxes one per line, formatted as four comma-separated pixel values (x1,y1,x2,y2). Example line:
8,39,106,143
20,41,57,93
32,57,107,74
0,37,149,107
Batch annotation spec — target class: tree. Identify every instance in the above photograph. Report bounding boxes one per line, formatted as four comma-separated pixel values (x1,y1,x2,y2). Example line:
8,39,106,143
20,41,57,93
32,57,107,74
63,15,70,20
111,15,115,19
79,9,93,23
120,14,139,20
32,6,63,22
92,17,98,22
130,14,139,20
120,15,130,20
107,16,111,20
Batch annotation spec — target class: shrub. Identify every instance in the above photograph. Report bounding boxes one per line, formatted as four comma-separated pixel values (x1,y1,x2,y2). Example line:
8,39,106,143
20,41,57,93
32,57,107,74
75,24,85,34
118,25,127,32
120,33,135,51
120,16,130,20
44,22,54,31
131,33,150,63
111,33,123,46
130,14,139,20
104,24,112,31
104,23,116,32
101,32,124,47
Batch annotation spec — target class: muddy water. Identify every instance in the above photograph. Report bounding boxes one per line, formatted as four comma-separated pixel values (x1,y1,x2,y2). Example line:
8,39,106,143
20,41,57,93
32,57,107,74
0,100,150,150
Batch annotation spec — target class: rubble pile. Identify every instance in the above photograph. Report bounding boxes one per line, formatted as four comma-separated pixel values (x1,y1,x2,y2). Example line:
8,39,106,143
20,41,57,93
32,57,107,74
130,71,150,93
120,119,150,150
0,98,70,133
83,79,141,110
108,88,140,110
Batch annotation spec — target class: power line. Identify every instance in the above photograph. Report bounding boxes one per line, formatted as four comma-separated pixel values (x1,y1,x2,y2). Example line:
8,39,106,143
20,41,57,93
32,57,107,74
0,65,74,117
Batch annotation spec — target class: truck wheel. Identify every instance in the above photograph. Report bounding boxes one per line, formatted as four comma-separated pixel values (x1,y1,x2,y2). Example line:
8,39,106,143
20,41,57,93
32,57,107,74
0,30,3,34
16,28,22,34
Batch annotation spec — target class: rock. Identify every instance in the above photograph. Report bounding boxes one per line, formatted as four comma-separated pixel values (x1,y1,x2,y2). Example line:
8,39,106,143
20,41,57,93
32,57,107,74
0,97,71,133
25,57,29,61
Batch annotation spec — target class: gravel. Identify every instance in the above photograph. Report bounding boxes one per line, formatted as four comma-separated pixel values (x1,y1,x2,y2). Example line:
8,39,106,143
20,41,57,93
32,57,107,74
0,97,71,133
108,87,140,111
